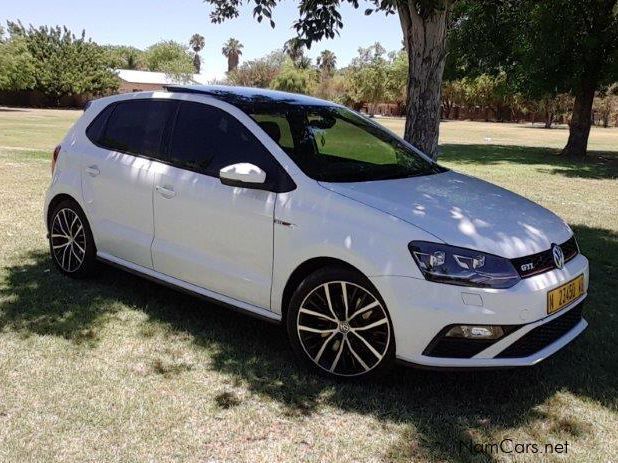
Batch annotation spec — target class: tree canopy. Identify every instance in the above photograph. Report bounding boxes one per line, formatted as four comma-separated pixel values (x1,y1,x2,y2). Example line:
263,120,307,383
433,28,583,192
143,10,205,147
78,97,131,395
447,0,618,156
227,50,288,87
0,35,36,91
103,45,146,70
145,40,195,79
317,50,337,78
204,0,459,157
270,65,311,93
222,38,244,72
189,33,205,73
2,21,118,101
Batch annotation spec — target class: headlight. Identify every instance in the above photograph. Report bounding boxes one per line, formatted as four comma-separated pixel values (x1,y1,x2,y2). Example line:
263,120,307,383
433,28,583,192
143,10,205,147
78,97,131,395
408,241,520,289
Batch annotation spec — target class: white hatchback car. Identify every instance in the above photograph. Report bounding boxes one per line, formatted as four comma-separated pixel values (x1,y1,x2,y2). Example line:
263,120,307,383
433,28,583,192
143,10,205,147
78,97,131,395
45,86,589,379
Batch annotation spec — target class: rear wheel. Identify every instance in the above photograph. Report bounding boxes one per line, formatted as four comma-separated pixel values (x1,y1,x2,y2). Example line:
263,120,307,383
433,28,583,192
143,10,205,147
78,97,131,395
286,267,395,379
49,199,97,278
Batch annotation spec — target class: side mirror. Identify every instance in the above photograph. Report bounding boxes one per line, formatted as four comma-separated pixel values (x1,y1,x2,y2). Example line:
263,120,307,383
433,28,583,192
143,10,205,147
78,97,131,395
219,163,267,189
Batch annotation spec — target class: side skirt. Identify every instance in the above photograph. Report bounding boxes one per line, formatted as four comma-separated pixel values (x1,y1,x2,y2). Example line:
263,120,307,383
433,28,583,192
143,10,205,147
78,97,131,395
97,252,282,325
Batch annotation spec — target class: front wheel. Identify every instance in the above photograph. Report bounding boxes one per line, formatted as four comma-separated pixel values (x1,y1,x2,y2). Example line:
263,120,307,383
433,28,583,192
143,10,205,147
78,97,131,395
286,267,395,379
48,199,97,278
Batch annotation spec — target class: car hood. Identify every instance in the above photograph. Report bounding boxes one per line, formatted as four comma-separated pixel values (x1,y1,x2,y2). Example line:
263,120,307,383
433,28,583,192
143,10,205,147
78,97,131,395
319,171,572,259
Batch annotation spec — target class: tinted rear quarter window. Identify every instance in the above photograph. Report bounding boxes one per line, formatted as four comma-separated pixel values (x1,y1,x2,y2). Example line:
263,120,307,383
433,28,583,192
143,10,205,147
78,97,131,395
99,100,177,158
85,104,114,144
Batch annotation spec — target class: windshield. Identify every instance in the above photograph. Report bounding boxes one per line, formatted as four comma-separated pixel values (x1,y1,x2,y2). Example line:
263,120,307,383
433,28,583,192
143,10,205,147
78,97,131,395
247,105,446,182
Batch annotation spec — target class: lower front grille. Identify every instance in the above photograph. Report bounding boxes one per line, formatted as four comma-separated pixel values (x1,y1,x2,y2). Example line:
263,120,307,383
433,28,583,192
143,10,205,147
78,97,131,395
496,304,584,358
423,338,498,358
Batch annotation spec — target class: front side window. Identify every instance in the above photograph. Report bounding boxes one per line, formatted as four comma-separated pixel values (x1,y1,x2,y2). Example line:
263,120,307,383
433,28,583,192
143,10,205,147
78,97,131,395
99,100,177,158
248,106,445,182
251,114,295,151
168,102,282,178
168,101,219,172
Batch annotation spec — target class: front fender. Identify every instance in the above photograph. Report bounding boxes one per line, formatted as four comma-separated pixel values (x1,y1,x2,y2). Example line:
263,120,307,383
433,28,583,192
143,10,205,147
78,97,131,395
270,184,439,314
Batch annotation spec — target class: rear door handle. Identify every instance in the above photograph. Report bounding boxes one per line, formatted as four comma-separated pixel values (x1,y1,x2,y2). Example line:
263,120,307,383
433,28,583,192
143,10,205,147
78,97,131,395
155,185,177,199
85,165,100,177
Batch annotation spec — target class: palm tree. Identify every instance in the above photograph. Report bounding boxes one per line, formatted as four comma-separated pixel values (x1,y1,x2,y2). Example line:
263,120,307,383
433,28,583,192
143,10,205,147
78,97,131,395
296,55,312,70
222,38,244,73
283,38,305,67
317,50,337,77
189,33,205,73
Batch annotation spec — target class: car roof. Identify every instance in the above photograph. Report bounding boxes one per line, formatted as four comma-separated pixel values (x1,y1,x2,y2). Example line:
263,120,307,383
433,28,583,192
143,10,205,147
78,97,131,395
164,84,336,108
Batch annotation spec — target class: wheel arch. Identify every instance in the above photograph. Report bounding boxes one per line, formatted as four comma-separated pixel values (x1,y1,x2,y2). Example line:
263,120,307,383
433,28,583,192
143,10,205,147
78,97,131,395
46,193,93,241
46,193,80,231
280,257,370,324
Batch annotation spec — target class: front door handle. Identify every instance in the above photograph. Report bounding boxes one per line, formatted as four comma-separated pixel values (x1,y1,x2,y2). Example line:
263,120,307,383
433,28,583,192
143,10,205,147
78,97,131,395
155,185,177,199
85,165,100,177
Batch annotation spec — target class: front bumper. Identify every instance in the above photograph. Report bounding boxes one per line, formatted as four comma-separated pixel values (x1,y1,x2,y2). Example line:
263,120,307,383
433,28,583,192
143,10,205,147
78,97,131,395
370,254,589,368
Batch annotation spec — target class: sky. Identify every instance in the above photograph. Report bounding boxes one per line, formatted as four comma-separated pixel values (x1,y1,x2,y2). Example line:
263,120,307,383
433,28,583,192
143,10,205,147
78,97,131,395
2,0,404,82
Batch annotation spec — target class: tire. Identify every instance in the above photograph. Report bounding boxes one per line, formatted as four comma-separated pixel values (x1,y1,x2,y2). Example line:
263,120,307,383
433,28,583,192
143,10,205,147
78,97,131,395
48,199,97,278
286,267,395,379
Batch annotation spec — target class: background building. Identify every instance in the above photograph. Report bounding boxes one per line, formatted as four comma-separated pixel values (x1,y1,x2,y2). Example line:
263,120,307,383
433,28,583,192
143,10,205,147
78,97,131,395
115,69,202,93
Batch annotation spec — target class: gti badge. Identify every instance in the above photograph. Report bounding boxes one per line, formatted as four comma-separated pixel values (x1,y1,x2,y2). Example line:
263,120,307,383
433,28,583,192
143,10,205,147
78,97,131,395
552,243,564,269
521,262,534,272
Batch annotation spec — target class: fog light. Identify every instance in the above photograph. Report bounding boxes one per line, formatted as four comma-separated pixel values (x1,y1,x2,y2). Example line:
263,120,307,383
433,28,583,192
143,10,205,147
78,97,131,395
445,325,504,339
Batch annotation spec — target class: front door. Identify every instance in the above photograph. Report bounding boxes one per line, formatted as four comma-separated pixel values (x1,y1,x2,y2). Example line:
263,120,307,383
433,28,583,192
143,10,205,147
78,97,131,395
151,101,281,309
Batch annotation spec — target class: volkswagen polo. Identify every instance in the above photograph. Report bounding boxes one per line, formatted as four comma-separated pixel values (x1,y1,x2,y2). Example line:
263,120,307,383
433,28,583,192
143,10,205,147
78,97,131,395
44,86,589,378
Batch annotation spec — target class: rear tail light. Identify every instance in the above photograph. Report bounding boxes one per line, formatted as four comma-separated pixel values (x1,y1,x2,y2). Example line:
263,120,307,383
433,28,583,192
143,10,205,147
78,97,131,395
52,145,61,174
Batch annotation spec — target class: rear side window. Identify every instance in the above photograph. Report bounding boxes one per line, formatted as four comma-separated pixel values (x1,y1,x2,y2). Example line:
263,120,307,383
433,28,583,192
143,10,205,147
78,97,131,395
169,102,281,177
98,100,177,158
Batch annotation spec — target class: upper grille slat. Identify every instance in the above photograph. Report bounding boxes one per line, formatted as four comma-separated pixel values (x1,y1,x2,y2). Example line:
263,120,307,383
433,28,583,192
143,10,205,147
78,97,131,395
511,236,579,278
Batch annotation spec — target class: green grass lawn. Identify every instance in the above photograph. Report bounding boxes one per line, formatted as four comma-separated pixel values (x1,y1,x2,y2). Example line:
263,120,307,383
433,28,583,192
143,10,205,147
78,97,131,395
0,108,616,462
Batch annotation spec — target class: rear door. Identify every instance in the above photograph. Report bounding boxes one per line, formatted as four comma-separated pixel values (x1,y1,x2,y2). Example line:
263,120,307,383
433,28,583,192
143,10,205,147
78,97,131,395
151,101,282,309
82,99,178,268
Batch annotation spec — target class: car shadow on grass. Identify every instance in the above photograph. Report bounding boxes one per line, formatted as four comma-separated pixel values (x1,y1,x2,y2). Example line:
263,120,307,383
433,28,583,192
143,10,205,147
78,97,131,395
440,144,618,180
0,224,616,461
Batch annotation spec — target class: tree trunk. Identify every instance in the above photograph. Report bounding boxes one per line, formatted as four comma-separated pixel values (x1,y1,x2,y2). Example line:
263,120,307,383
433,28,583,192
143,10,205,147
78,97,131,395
442,100,452,119
193,54,201,73
496,104,503,122
228,54,239,73
544,109,553,129
398,1,451,159
561,80,596,158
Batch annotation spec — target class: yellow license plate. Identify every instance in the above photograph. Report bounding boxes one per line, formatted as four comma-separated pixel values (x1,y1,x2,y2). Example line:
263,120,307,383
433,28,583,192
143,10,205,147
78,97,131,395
547,275,585,314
